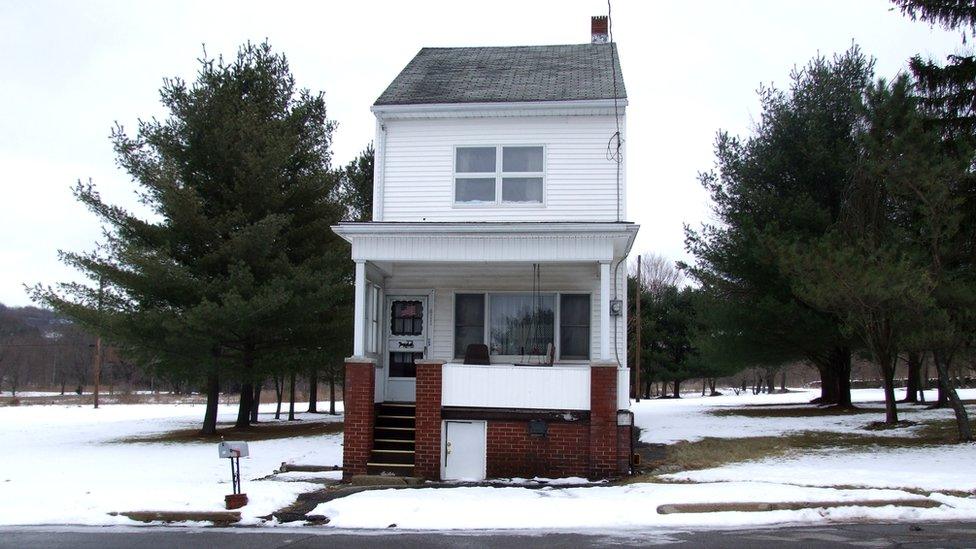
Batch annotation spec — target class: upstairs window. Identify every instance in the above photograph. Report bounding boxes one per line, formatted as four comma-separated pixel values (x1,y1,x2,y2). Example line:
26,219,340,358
455,146,544,205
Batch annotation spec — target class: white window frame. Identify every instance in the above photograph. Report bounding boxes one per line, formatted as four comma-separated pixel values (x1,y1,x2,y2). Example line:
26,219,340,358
365,282,381,354
452,145,546,207
451,291,591,363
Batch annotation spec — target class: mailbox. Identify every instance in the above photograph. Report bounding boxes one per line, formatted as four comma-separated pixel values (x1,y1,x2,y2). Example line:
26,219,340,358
218,441,249,459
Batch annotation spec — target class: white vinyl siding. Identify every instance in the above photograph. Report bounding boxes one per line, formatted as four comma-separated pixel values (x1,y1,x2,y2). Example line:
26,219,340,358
382,262,627,366
378,115,625,222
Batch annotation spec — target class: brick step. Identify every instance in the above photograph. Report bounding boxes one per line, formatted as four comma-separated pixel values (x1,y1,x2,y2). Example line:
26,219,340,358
374,438,416,451
369,449,415,465
375,414,415,428
366,462,415,476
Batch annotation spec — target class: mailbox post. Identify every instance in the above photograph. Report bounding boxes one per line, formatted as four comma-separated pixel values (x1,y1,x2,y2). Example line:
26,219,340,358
218,441,249,509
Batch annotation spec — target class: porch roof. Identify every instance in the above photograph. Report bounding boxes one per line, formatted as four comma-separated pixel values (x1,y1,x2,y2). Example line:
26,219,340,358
332,222,639,263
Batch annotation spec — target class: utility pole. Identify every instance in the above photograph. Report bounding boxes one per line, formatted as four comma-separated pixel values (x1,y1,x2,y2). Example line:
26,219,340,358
635,255,641,403
92,277,104,409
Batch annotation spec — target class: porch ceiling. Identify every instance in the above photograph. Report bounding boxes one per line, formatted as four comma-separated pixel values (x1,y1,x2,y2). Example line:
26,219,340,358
332,222,639,264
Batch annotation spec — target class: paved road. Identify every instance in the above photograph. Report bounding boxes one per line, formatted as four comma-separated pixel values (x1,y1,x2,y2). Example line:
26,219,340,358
2,522,975,548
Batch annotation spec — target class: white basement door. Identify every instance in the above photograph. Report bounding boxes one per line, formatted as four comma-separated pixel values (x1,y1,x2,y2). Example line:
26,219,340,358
443,420,487,481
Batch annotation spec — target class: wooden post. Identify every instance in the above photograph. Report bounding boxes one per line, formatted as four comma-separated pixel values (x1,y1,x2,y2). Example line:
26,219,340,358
635,255,641,403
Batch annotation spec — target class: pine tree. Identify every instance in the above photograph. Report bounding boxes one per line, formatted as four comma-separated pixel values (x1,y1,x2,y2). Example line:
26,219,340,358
32,42,351,431
338,144,375,222
684,48,874,407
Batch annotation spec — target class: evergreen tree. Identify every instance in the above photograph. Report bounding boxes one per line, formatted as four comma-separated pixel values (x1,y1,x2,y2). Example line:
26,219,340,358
684,48,874,407
338,144,374,222
32,42,350,431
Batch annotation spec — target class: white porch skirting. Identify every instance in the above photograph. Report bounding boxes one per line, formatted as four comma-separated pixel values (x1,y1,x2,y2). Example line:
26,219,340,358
442,363,590,410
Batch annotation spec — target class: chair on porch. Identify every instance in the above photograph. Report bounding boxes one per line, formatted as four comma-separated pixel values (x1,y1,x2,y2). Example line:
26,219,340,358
463,344,490,365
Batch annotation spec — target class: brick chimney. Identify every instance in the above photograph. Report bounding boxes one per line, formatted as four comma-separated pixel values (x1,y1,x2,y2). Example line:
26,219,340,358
591,16,609,44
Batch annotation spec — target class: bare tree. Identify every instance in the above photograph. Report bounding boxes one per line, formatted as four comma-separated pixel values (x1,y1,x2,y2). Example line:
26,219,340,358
630,253,684,296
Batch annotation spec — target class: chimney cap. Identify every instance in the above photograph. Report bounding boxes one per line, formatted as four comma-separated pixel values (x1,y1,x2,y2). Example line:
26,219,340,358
591,15,609,44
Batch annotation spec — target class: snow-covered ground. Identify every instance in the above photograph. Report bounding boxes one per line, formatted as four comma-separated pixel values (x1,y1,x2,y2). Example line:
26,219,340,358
3,387,974,529
665,445,976,492
635,387,976,444
315,388,976,530
0,400,343,526
314,483,976,530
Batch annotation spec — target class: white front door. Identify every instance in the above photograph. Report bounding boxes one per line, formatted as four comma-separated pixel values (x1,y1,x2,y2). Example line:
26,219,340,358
384,295,428,402
443,420,487,481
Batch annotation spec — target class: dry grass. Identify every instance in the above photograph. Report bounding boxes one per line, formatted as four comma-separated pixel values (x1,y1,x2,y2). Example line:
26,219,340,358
625,417,975,485
710,406,877,418
116,416,344,444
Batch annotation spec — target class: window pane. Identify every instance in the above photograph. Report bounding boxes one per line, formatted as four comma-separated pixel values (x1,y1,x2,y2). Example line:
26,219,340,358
456,178,495,203
560,294,590,359
454,294,485,358
390,300,423,336
502,146,543,172
502,177,543,203
389,351,422,378
489,293,554,356
456,147,496,173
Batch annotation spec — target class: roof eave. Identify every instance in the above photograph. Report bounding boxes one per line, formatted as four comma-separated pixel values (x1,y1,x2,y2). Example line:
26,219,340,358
371,98,628,118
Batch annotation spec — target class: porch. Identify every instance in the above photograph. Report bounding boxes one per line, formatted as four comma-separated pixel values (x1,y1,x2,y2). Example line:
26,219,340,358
333,222,638,480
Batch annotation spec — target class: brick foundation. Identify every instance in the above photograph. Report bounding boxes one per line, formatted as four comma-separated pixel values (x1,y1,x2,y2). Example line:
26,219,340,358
486,420,590,478
414,359,444,480
342,357,375,480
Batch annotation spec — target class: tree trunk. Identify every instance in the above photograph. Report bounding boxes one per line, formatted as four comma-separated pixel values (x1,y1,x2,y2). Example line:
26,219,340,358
902,351,921,403
672,379,681,398
766,372,775,395
879,351,899,424
307,365,318,413
288,370,297,421
933,364,949,408
833,346,853,408
920,361,928,403
273,374,283,420
250,381,262,423
235,342,255,428
329,366,337,415
780,370,786,392
201,370,220,435
934,350,973,442
701,379,706,396
235,383,253,429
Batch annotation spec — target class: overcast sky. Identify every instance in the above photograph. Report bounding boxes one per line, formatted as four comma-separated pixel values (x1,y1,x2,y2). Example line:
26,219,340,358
0,0,963,306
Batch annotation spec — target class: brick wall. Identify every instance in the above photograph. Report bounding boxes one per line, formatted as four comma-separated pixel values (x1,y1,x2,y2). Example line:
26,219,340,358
588,362,619,478
415,359,444,480
342,358,375,480
486,421,590,478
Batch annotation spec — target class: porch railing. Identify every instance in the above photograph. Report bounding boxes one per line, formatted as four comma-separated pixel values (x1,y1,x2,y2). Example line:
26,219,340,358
441,363,591,410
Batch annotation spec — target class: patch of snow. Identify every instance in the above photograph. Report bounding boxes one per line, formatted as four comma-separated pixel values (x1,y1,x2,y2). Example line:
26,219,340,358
663,444,976,492
0,401,343,526
633,388,976,444
313,481,970,530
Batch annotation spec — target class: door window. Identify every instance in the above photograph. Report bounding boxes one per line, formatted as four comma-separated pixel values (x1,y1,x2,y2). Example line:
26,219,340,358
390,300,424,336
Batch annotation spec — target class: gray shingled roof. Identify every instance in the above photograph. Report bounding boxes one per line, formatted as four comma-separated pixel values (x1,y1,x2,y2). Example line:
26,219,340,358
374,44,626,106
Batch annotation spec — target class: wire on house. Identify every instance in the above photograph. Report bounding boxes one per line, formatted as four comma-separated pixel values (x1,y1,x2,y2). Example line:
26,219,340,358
606,0,623,224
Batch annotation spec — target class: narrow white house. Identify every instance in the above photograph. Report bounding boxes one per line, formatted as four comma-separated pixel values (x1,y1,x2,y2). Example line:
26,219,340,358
334,16,638,482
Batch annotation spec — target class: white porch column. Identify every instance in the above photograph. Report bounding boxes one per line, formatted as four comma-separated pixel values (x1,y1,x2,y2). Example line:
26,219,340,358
353,260,367,357
599,261,611,360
